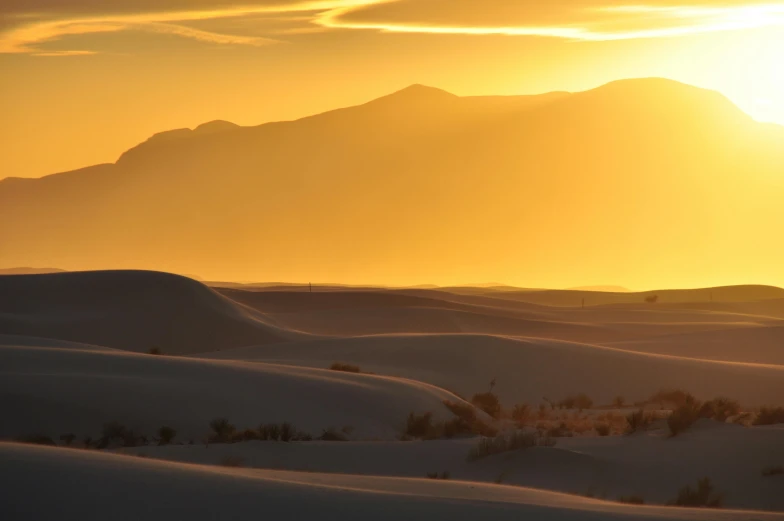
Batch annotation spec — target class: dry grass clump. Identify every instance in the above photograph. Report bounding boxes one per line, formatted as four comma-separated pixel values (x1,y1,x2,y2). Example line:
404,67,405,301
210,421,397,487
471,392,501,419
668,404,701,437
668,477,724,508
625,409,655,434
467,430,555,461
753,407,784,426
329,362,361,373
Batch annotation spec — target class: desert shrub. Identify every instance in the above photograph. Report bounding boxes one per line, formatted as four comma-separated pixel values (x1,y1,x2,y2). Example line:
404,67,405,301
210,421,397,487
668,477,724,508
645,295,659,303
471,392,501,419
266,423,281,441
625,409,654,434
318,428,348,441
442,400,497,437
618,496,645,505
234,428,258,442
209,418,236,443
329,362,360,373
83,436,93,448
59,433,76,446
467,430,554,461
16,434,56,446
426,471,450,480
280,422,295,442
405,412,441,439
547,422,574,438
97,421,140,447
157,426,176,445
511,403,531,425
753,407,784,426
762,466,784,477
220,456,244,467
668,404,701,437
698,397,740,422
596,423,611,436
613,396,626,409
148,347,162,355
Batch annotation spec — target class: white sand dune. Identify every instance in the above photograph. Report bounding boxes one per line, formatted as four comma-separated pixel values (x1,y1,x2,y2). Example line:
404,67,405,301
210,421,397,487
0,270,306,354
0,342,461,440
2,443,781,521
204,333,784,406
122,420,784,510
611,325,784,365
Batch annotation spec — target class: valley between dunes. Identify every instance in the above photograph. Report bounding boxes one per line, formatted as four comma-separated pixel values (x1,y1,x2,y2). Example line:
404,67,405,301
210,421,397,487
2,270,784,519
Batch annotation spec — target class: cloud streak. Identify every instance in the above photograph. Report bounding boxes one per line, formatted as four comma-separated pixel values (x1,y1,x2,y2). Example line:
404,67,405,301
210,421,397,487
2,0,784,55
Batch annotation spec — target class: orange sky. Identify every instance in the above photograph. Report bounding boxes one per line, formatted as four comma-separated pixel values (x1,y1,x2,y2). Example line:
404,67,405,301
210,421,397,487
1,0,784,179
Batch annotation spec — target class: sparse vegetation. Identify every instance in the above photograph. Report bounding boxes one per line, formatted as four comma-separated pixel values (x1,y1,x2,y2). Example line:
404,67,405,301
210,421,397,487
618,495,645,505
318,428,348,441
467,430,555,461
625,409,654,434
209,418,236,443
329,362,361,373
645,295,659,303
667,403,701,437
595,423,611,436
511,403,530,425
668,477,724,508
426,471,450,480
148,346,162,355
753,406,784,426
557,393,593,411
698,397,740,422
471,392,501,419
157,426,176,445
612,396,626,409
762,466,784,477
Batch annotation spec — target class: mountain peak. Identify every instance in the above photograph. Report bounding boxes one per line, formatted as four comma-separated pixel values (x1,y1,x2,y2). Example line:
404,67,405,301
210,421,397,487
366,84,458,107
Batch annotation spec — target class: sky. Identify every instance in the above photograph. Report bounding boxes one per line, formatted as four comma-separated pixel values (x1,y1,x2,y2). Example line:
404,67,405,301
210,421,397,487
1,0,784,179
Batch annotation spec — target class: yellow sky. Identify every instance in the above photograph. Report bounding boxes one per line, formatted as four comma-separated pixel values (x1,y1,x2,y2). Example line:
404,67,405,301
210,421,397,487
1,0,783,179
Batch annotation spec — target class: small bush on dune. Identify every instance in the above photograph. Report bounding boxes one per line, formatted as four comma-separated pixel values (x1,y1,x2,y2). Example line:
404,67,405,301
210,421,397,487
426,471,450,480
762,466,784,477
613,396,626,409
443,400,497,437
234,428,258,442
650,389,698,409
471,392,501,419
511,403,531,425
595,424,611,436
618,496,645,505
209,418,236,443
558,393,594,411
698,397,740,422
625,409,654,434
59,433,76,446
668,477,724,508
148,347,163,355
753,407,784,426
280,422,296,442
668,404,701,437
157,426,176,445
405,412,440,439
329,362,361,373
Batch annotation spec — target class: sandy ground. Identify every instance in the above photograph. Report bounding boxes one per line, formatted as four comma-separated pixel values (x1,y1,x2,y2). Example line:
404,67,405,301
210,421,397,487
3,271,784,519
2,443,783,521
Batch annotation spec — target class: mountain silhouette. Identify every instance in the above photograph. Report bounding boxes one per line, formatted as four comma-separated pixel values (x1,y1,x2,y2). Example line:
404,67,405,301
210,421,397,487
1,78,783,286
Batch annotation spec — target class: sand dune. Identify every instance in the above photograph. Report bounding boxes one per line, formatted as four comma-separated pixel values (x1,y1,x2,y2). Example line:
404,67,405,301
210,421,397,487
2,443,781,521
0,270,304,354
0,341,460,440
205,333,784,406
122,420,784,510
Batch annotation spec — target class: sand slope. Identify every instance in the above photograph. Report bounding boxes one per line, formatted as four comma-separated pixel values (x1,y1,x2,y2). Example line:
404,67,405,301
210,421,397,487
205,333,784,406
0,270,304,354
122,421,784,510
2,443,781,521
0,342,461,440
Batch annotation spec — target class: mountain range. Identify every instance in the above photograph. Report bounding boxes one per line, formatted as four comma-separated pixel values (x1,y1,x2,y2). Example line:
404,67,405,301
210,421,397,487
2,78,783,286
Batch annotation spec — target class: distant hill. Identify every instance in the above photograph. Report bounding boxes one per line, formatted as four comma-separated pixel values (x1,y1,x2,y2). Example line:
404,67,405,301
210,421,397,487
0,267,66,275
1,78,783,286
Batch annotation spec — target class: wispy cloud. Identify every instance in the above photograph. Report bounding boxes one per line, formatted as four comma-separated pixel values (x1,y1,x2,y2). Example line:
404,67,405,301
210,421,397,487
2,0,784,56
